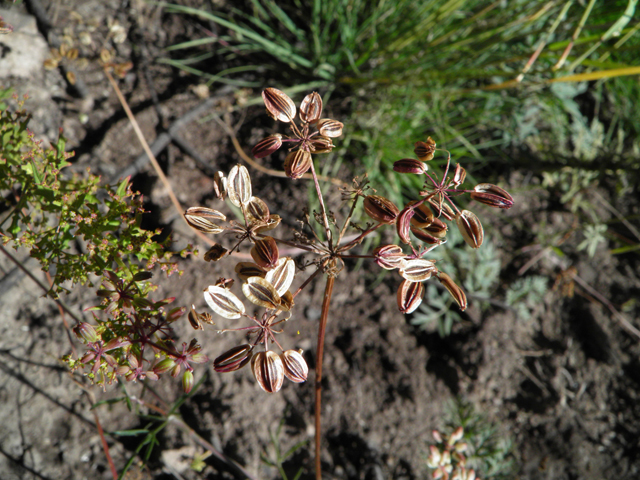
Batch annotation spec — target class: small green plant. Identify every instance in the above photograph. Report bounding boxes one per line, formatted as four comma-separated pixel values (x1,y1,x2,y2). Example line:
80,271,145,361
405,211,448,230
0,97,206,393
505,275,548,322
261,418,307,480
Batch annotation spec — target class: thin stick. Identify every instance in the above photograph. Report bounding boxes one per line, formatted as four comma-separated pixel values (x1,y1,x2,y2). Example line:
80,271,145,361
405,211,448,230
309,161,333,250
315,274,335,480
103,68,216,248
553,0,597,70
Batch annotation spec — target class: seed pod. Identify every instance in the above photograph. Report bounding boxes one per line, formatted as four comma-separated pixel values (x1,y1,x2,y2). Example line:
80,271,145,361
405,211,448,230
182,370,194,394
254,214,282,233
397,279,424,314
455,210,484,248
188,305,204,330
409,201,434,228
427,197,456,221
235,262,267,281
452,163,466,187
281,349,308,383
252,351,285,393
284,150,312,180
363,195,400,224
423,217,448,238
246,196,271,224
250,236,279,268
262,88,296,123
204,285,245,319
279,290,295,311
242,277,281,309
310,135,335,154
471,183,514,209
213,345,253,373
203,243,228,262
317,118,344,137
393,158,428,174
73,322,98,343
299,92,323,124
396,205,415,244
213,171,227,200
265,257,295,296
373,244,406,270
252,134,283,159
437,272,467,311
414,137,436,161
227,164,252,207
184,207,226,234
399,258,437,282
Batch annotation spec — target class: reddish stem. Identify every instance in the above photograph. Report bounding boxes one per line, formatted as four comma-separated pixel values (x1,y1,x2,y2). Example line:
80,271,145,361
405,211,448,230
315,274,335,480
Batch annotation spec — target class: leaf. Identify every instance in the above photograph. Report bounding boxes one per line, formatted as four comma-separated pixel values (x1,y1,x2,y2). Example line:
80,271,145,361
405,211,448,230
204,286,245,319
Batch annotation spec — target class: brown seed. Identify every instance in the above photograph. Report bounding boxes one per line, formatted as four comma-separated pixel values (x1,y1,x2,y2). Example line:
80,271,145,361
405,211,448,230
242,277,281,310
235,262,267,281
414,137,436,161
213,171,227,200
250,236,279,268
399,258,437,282
408,201,434,228
373,244,406,270
184,207,226,234
284,150,312,180
396,205,415,244
279,290,295,311
251,351,285,393
397,280,424,314
214,345,253,373
204,243,228,262
436,272,467,311
470,183,514,209
393,158,428,174
310,135,335,154
317,118,344,138
227,164,252,207
427,197,456,221
262,88,296,123
246,196,271,224
423,217,448,238
363,195,400,224
410,225,443,245
452,163,466,187
299,92,323,124
281,349,308,383
456,210,484,248
252,134,283,159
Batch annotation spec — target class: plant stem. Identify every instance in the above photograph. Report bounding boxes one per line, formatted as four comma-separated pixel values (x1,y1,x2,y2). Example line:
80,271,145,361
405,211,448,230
315,273,335,480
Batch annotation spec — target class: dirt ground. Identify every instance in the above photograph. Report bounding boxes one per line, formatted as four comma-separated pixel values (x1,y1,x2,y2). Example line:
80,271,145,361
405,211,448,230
2,1,640,480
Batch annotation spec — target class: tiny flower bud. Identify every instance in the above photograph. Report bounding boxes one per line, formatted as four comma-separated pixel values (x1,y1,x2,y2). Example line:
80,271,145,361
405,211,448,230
73,323,98,343
414,137,436,161
284,150,312,180
251,351,285,393
455,210,484,249
252,134,283,158
363,195,400,224
317,118,344,137
182,370,194,394
397,279,424,314
450,426,464,443
153,357,176,375
299,92,323,123
393,158,428,174
470,183,514,209
281,349,308,383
